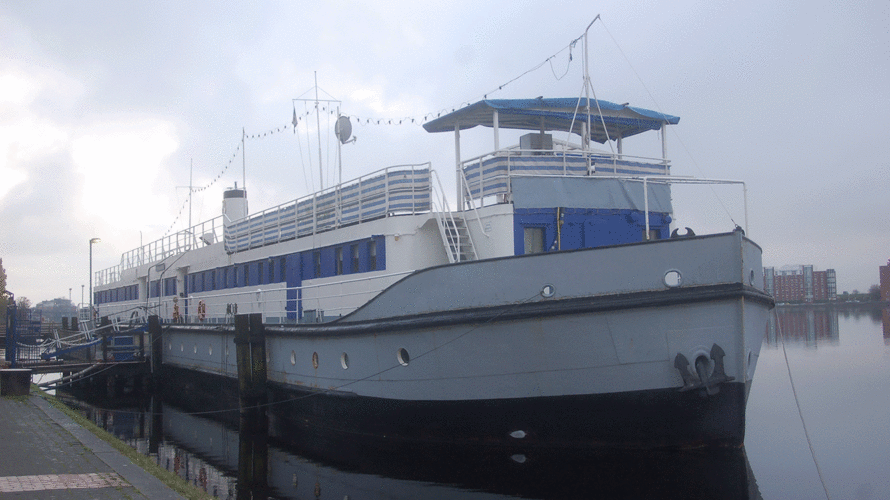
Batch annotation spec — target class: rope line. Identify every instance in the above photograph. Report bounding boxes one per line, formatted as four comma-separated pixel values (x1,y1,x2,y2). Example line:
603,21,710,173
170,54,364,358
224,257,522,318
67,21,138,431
776,310,831,500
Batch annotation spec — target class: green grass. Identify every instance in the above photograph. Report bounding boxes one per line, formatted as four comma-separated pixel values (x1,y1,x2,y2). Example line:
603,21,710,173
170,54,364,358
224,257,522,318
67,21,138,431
33,385,216,500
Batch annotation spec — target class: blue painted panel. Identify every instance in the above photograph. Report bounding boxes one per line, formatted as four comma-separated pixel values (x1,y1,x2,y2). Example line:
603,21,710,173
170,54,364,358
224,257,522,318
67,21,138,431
514,208,672,254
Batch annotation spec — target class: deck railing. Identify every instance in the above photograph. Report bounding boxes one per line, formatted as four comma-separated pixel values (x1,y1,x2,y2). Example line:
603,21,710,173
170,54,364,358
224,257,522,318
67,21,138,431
95,217,225,287
223,164,431,253
96,163,432,285
460,148,671,207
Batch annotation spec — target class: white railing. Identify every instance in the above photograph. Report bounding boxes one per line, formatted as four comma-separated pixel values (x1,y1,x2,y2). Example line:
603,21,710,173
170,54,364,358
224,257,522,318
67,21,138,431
224,163,432,253
95,216,225,286
430,170,479,263
460,148,671,207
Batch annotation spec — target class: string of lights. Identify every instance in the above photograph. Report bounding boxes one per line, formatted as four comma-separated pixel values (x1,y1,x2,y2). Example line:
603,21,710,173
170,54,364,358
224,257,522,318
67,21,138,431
158,29,584,237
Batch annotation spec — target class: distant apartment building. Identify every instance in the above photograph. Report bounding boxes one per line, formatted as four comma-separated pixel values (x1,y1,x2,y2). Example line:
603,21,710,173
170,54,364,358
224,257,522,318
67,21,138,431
880,260,890,302
762,265,836,303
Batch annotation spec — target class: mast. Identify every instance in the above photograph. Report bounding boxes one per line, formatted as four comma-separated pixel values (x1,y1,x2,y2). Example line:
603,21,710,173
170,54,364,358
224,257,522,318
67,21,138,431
242,127,246,191
582,15,600,152
315,72,324,190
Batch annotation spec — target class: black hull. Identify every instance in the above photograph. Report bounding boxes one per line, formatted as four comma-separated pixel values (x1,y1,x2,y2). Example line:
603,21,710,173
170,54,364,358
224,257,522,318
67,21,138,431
157,365,745,450
267,381,747,450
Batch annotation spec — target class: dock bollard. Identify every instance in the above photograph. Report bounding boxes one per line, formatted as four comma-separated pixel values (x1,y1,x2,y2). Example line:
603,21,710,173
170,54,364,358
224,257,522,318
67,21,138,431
1,369,33,396
234,313,268,424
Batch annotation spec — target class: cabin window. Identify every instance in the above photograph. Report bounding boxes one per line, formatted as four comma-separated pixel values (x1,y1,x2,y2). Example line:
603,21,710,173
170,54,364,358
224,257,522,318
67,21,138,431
524,227,545,254
335,247,344,275
258,261,264,285
279,257,286,282
243,264,249,286
351,245,359,273
267,259,274,283
369,240,378,271
313,251,321,278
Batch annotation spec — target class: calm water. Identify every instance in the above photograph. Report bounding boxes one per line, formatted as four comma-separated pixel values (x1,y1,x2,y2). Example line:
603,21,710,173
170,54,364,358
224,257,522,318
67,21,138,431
55,305,890,499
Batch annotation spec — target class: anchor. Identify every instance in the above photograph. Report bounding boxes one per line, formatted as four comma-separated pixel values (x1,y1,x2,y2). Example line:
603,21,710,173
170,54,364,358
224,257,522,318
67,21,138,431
674,343,735,395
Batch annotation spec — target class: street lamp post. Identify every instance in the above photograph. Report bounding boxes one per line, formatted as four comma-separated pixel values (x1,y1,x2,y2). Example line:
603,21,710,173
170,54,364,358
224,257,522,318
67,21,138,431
89,237,101,319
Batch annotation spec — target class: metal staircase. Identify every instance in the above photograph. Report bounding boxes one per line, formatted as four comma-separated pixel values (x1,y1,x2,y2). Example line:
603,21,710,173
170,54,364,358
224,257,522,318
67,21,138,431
440,216,478,263
430,170,479,263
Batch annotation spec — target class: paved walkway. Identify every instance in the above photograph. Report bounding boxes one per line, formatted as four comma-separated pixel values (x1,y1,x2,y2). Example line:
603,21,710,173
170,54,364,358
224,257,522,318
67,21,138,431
0,393,184,499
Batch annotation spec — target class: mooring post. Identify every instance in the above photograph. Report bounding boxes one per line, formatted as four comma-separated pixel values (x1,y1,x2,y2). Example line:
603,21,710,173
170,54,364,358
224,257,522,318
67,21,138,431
234,313,268,424
237,405,270,499
148,395,163,455
100,317,111,361
148,315,162,379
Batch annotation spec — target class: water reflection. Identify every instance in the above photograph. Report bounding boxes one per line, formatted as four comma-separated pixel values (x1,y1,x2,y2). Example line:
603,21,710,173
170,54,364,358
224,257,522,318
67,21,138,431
883,307,890,345
766,306,840,348
58,390,763,500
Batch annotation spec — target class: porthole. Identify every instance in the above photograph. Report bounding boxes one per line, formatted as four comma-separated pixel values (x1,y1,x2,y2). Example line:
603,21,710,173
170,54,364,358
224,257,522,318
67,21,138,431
397,348,410,367
290,351,296,365
664,269,682,288
312,351,319,369
340,352,349,369
541,284,555,298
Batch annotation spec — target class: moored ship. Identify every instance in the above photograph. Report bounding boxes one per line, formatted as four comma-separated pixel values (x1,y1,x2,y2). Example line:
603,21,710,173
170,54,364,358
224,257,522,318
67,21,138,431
93,24,773,449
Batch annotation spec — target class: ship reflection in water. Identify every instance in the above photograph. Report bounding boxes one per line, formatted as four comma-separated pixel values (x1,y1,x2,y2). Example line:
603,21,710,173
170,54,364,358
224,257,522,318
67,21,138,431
58,391,762,500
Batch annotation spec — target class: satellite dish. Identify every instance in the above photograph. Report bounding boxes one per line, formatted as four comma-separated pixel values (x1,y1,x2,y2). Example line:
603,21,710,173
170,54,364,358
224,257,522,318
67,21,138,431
335,116,352,144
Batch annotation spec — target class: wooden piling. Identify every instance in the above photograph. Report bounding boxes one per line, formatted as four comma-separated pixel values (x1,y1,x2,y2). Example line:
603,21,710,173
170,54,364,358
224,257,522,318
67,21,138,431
100,317,111,361
148,315,162,378
234,313,267,423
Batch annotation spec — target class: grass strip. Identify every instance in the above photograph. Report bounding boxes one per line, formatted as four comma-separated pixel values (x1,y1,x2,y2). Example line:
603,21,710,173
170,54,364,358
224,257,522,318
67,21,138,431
33,385,216,500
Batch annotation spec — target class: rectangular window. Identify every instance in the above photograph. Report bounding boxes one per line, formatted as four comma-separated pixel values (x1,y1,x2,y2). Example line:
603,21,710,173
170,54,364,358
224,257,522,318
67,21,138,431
369,240,377,271
336,247,344,275
258,261,264,285
524,227,545,254
351,245,359,273
313,251,321,278
267,259,274,283
279,257,286,282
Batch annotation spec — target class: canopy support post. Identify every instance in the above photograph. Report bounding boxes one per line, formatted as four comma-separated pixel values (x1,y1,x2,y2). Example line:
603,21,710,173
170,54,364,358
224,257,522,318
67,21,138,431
493,110,500,152
455,124,462,210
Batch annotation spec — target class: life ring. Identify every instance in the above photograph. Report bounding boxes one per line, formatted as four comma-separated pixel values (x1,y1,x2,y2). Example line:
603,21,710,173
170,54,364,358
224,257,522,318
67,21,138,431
197,300,206,322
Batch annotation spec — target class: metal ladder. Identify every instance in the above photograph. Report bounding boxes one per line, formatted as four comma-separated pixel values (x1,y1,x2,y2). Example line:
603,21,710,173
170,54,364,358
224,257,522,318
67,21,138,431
440,216,478,263
430,170,479,263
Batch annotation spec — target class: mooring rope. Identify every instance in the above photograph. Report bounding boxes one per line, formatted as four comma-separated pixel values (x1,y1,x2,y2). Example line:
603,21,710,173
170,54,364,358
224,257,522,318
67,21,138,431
775,310,831,500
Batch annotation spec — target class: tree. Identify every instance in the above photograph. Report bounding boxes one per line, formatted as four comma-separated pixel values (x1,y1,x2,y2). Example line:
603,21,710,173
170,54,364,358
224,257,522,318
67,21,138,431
868,284,881,301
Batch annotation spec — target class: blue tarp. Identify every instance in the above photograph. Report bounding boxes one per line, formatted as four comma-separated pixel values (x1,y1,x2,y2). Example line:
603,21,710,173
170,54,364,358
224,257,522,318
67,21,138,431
422,97,679,143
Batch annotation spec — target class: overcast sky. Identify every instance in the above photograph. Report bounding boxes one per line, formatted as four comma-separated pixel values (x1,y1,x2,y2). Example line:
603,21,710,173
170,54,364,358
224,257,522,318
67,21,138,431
1,0,888,305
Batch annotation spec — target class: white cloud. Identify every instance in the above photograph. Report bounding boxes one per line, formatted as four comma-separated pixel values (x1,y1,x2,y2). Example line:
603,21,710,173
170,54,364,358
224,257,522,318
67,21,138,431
71,119,179,228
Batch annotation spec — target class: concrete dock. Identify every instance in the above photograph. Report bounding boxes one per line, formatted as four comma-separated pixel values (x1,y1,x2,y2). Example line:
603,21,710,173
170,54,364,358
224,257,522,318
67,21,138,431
0,393,185,499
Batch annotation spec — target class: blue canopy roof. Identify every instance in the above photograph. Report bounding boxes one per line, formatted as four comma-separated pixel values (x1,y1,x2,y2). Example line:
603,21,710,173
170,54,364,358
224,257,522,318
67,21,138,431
422,97,679,143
